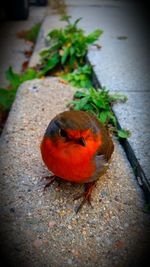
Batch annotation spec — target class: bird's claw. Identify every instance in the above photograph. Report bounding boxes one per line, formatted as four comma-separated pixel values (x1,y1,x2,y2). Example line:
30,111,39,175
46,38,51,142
74,181,96,213
42,175,56,192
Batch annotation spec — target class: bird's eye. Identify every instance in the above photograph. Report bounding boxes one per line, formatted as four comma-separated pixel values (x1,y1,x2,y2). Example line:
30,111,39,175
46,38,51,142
59,129,67,138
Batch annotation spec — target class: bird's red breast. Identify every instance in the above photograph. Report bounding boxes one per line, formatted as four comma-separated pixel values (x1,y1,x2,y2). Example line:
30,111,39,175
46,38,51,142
40,110,114,183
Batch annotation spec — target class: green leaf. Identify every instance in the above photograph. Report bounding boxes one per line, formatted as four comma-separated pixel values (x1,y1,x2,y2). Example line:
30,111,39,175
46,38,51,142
81,64,92,74
70,47,75,56
40,49,51,58
117,129,131,139
25,22,41,42
70,96,90,110
75,46,87,57
62,65,92,88
69,55,76,67
0,88,16,110
80,80,88,88
74,91,86,98
110,93,128,103
60,15,71,23
108,112,117,126
92,97,107,109
62,73,72,81
37,54,60,77
82,103,95,112
99,110,116,126
40,48,55,58
61,47,70,64
48,29,61,39
5,67,20,88
73,17,82,27
73,74,81,81
86,29,103,44
21,68,37,82
99,111,109,124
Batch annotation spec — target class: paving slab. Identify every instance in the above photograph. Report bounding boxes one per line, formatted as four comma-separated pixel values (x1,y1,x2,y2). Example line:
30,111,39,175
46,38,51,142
113,91,150,182
66,1,149,92
64,1,150,186
0,78,150,267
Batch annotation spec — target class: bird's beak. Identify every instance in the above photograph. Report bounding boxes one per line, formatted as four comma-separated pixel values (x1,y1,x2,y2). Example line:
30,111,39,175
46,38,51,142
78,137,86,147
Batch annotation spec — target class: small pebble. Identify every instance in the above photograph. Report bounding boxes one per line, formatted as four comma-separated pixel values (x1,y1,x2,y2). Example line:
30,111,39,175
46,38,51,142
82,230,86,235
33,239,42,249
72,249,80,257
67,259,73,265
100,191,108,198
48,221,56,228
114,240,125,249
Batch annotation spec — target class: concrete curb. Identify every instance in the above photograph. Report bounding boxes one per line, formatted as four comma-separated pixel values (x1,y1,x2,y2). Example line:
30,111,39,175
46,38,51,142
0,78,150,267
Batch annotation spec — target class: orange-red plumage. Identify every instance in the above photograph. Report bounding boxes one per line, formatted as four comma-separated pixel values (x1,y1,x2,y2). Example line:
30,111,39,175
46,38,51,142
41,130,101,183
40,110,114,211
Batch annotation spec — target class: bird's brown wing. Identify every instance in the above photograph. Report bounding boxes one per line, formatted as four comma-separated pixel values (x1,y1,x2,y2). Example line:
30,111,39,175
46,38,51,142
88,134,114,183
98,126,114,161
87,115,114,182
86,154,107,182
90,113,114,161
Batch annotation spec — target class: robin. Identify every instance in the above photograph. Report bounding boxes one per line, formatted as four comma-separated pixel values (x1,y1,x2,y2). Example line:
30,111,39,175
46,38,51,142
40,110,114,212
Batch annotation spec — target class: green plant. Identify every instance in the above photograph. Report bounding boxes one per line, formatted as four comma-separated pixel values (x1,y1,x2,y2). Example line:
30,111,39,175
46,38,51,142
0,88,16,110
0,22,41,112
62,64,93,88
117,129,131,138
0,67,37,110
38,15,103,76
18,22,41,43
69,87,130,138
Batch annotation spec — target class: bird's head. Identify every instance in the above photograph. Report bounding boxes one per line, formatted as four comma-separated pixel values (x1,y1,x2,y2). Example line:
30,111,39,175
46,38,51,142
44,110,101,147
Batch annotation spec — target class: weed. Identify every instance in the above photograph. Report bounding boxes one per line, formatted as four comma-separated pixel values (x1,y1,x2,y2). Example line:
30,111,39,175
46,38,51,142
17,22,41,43
0,67,37,110
38,15,103,76
68,86,130,138
62,64,93,88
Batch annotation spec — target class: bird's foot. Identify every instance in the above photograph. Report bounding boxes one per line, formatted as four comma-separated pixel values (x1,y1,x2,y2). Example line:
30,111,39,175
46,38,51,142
42,175,57,191
74,181,96,213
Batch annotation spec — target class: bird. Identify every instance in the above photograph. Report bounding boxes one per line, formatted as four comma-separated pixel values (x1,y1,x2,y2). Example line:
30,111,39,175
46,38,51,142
40,110,114,212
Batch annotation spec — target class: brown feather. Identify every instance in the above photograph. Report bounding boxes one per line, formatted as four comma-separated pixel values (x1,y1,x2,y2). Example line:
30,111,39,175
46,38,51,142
56,110,114,160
